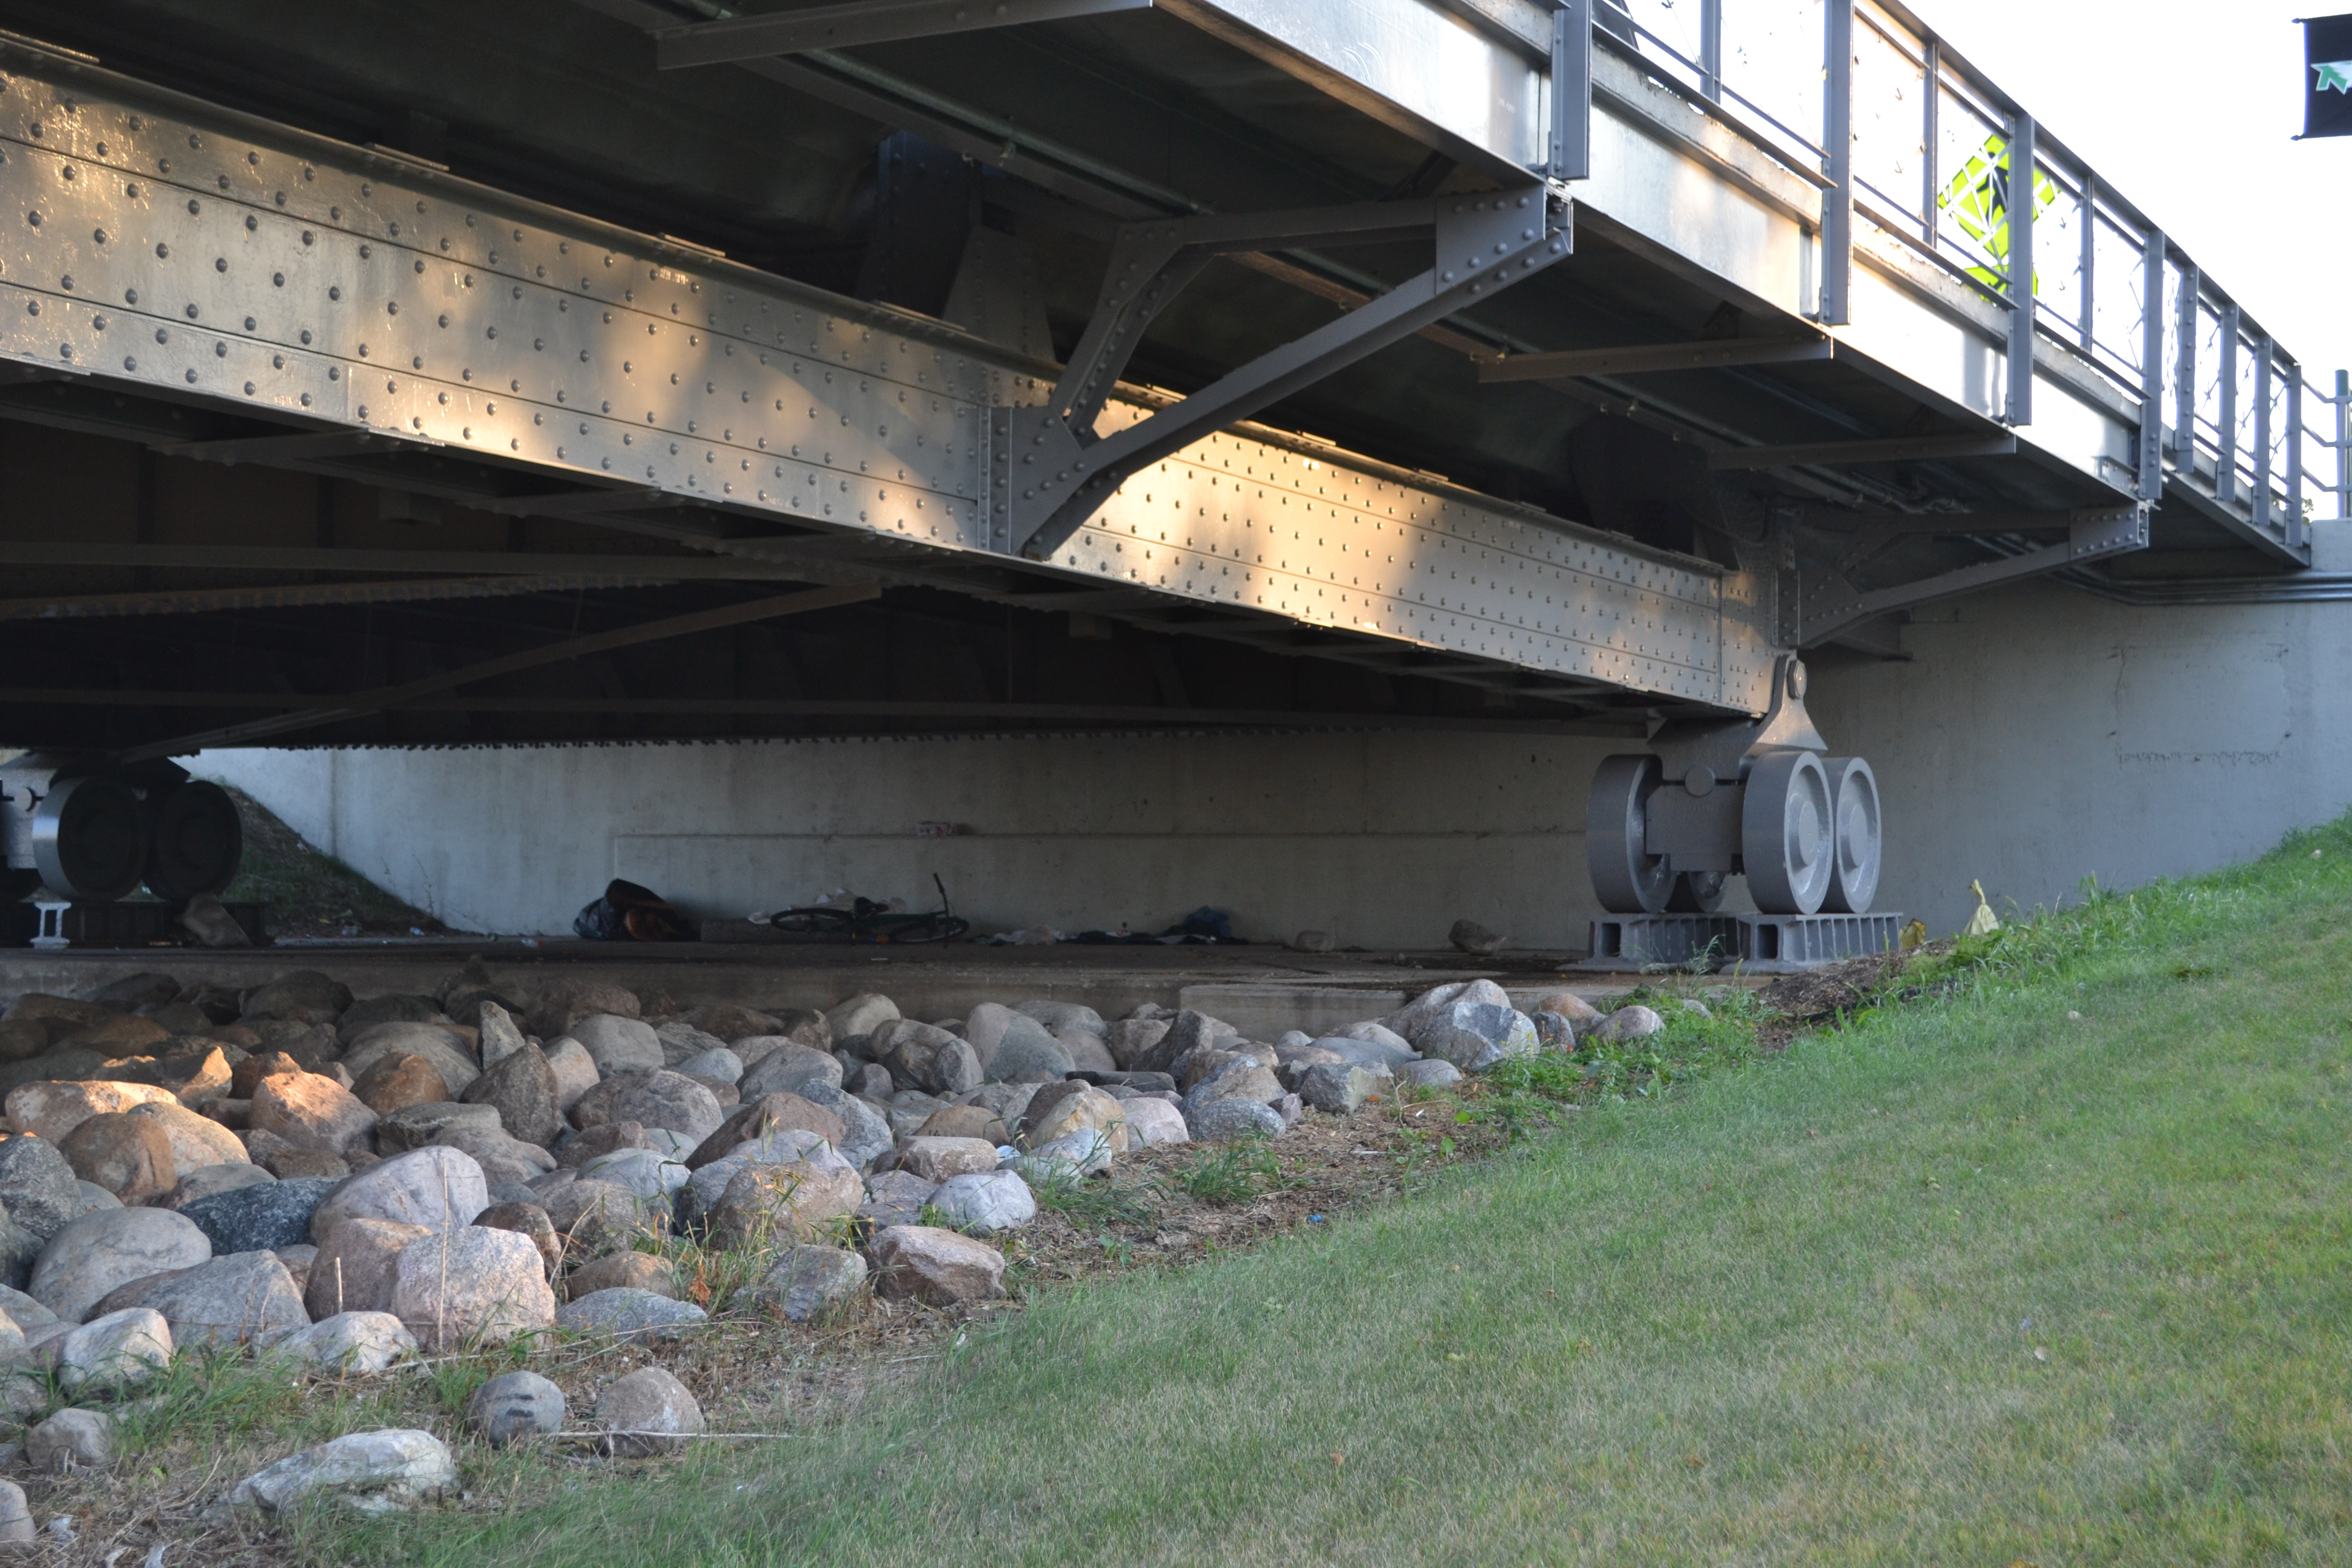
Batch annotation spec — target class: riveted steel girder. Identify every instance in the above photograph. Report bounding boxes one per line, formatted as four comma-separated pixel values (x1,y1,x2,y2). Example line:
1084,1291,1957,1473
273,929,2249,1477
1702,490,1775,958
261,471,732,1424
0,46,1782,715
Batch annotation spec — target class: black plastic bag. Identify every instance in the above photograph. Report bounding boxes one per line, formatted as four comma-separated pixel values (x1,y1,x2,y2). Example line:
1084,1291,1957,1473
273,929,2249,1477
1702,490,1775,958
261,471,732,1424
573,878,697,942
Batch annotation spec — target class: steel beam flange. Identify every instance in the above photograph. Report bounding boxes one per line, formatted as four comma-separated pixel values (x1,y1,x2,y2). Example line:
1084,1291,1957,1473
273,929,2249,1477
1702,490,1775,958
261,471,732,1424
1001,189,1572,561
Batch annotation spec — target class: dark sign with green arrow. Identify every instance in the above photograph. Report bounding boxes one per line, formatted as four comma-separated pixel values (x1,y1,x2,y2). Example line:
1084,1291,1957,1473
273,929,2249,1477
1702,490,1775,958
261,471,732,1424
2306,14,2352,137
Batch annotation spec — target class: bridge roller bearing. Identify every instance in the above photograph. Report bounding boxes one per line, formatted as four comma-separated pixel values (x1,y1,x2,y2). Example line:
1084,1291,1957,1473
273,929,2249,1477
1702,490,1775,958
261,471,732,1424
1739,749,1835,915
1819,756,1882,914
31,774,151,903
145,779,244,899
1667,870,1728,913
1587,753,1675,914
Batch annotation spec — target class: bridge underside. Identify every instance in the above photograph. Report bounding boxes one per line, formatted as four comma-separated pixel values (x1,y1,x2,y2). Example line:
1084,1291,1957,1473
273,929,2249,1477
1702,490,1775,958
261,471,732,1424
0,0,2304,756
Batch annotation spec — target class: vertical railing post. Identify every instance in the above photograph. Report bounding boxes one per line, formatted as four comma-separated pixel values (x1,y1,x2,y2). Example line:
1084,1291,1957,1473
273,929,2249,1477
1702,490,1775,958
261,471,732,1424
2338,369,2350,520
1820,0,1853,324
2173,266,2199,465
1549,0,1592,183
1920,38,1940,247
2077,174,2097,353
2005,113,2035,425
1699,0,1723,100
2287,366,2306,553
2253,334,2272,532
2137,228,2165,501
2217,307,2239,506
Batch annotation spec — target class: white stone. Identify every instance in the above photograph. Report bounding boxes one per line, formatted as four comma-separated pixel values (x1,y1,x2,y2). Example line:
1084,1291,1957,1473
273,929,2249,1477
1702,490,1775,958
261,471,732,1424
230,1428,457,1512
271,1312,419,1375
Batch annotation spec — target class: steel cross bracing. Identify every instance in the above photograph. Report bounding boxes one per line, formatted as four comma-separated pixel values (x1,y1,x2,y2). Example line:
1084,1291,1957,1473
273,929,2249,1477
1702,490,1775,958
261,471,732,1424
0,52,1778,714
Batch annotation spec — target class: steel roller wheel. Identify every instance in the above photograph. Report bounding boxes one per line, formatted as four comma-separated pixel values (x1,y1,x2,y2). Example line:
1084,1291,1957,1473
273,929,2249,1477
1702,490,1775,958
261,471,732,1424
1667,870,1728,912
1739,749,1834,914
1586,753,1673,914
146,780,244,898
1820,756,1883,914
31,775,150,901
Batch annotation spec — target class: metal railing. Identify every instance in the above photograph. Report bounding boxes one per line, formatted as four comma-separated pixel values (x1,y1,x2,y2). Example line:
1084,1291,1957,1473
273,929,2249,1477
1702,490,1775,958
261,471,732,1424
1580,0,2350,535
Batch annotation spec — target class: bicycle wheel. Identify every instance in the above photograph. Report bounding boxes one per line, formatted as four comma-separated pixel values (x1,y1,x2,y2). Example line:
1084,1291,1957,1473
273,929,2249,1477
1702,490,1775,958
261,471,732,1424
880,914,970,945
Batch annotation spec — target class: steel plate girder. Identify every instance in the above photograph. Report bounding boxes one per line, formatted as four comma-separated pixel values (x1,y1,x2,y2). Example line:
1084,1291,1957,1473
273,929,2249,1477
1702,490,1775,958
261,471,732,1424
0,54,1779,714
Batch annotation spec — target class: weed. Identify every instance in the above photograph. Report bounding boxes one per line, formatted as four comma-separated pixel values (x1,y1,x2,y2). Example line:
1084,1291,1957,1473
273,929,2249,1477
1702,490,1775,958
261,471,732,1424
1174,1138,1286,1205
1030,1166,1163,1231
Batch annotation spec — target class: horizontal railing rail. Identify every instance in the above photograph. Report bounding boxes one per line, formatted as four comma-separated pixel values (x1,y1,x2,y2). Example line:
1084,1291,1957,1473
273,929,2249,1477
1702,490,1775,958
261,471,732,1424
1574,0,2346,531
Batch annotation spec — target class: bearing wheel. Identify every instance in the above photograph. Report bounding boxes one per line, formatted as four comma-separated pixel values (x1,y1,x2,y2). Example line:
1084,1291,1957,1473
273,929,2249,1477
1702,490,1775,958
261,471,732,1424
1667,870,1728,912
1820,756,1882,914
1587,754,1673,914
146,780,244,898
1740,749,1834,915
32,775,151,901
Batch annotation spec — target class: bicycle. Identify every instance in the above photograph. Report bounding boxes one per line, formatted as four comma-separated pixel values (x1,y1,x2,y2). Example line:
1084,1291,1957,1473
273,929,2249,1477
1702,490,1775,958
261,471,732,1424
750,874,970,944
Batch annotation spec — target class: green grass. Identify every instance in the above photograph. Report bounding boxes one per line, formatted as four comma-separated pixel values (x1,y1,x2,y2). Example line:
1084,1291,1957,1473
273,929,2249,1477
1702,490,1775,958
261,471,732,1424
328,822,2352,1564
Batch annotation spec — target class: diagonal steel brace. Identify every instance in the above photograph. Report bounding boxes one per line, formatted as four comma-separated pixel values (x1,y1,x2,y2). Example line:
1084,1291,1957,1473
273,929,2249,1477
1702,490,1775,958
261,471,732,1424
994,186,1572,560
1797,504,2148,645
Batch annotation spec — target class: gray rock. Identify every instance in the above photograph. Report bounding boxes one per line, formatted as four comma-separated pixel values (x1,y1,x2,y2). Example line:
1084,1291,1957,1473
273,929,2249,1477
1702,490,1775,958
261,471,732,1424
335,994,446,1042
1412,1001,1540,1073
824,993,899,1042
0,1479,26,1544
230,1428,456,1511
878,1023,982,1097
869,1224,1006,1305
1530,1010,1576,1049
162,1162,277,1211
0,1136,81,1241
468,1370,564,1446
390,1226,556,1351
0,1215,39,1292
340,1023,479,1095
0,1284,58,1330
72,1181,120,1214
737,1244,867,1322
476,1000,529,1068
672,1047,742,1085
856,1169,936,1229
54,1307,172,1394
738,1044,843,1100
28,1408,111,1472
984,1020,1073,1082
846,1062,893,1099
556,1287,708,1343
1312,1035,1419,1069
1298,1060,1393,1113
595,1365,704,1456
655,1020,730,1069
1181,1058,1285,1117
240,970,354,1025
1400,1059,1465,1091
570,1014,664,1076
544,1037,600,1111
375,1100,499,1155
1119,1097,1188,1146
30,1208,212,1322
459,1044,565,1148
1448,918,1506,955
1104,1017,1171,1069
1186,1097,1284,1142
795,1082,892,1169
1014,1000,1106,1037
308,1146,489,1245
272,1311,416,1375
1019,1131,1113,1181
926,1170,1037,1234
576,1148,690,1202
1594,1004,1665,1042
180,1178,337,1256
97,1250,306,1352
1129,1010,1234,1075
571,1070,723,1143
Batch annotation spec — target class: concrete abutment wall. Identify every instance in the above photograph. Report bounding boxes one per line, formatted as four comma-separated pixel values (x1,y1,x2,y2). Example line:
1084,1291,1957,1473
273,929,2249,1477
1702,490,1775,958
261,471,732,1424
202,568,2352,945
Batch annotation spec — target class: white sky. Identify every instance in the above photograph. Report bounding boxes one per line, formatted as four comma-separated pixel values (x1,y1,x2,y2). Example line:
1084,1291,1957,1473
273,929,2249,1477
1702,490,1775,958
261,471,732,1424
1928,0,2352,382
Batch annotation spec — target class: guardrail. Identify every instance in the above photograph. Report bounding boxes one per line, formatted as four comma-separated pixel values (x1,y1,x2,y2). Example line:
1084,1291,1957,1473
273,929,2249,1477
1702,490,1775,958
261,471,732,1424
1561,0,2348,531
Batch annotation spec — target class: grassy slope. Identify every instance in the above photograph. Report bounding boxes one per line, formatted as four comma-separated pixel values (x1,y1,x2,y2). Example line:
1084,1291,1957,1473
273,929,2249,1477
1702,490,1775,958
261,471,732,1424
340,824,2352,1565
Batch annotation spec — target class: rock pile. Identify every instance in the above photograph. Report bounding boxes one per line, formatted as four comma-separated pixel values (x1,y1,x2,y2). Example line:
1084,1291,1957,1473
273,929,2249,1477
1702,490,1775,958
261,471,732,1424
0,965,1598,1509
